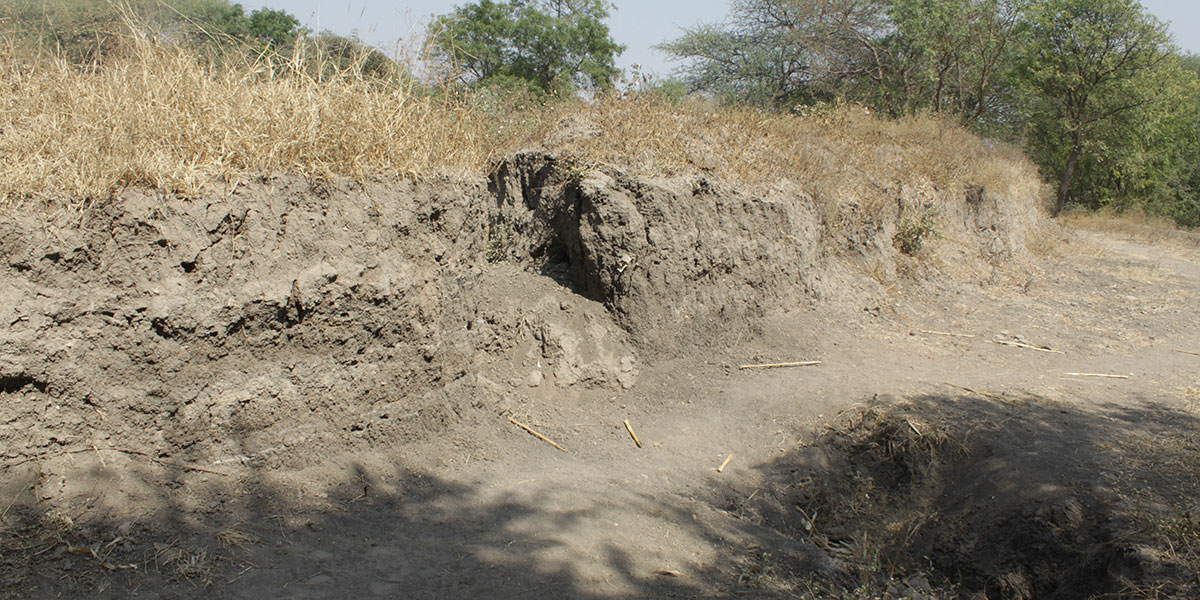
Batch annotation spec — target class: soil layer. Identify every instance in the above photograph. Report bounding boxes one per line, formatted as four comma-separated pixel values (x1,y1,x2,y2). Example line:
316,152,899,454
2,159,1197,599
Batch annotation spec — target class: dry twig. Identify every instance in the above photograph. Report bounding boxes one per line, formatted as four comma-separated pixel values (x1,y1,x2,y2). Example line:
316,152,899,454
993,340,1065,354
4,447,228,476
906,420,923,436
1064,372,1131,379
919,330,975,338
715,454,734,473
111,448,229,476
738,361,822,370
623,419,643,448
944,382,1006,401
509,417,566,452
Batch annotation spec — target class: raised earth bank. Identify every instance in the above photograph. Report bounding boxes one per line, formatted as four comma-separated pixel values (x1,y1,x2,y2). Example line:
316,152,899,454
0,153,1041,472
17,152,1199,600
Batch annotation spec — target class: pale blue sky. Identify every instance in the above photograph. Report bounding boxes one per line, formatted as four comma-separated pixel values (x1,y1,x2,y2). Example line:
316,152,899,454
239,1,1200,77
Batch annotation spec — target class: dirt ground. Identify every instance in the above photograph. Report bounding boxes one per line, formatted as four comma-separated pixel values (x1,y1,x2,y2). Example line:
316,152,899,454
2,162,1199,599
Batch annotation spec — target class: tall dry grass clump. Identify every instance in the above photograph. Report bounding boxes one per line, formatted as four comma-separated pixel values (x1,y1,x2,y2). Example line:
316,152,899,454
555,92,1040,212
0,26,546,211
0,17,1041,223
549,92,1047,258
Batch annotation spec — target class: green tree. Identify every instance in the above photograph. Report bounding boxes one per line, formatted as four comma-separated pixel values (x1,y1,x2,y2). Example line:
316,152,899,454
430,0,625,95
657,0,892,108
658,0,1027,120
168,0,250,38
1018,0,1175,215
245,7,306,49
887,0,1026,128
1169,53,1200,227
2,1,307,63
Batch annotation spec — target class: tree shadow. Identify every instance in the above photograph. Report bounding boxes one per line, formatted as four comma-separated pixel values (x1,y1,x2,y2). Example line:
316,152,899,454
3,390,1198,599
2,438,789,599
734,391,1200,599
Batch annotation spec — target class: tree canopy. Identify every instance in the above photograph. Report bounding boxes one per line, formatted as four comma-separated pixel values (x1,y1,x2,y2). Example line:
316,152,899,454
1018,0,1182,214
657,0,892,107
660,0,1200,226
2,0,309,62
430,0,625,95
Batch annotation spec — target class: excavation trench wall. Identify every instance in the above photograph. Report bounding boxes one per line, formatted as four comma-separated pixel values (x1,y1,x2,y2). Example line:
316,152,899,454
0,154,1041,478
489,153,1041,349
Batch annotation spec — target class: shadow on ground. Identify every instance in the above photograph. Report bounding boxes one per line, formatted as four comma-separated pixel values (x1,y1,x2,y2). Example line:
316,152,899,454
3,391,1199,599
730,391,1200,599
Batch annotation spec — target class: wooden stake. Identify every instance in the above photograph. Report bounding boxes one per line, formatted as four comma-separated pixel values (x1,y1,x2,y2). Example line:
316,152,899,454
993,340,1065,354
1064,372,1131,379
919,330,975,338
509,417,566,452
623,419,643,448
715,454,734,473
738,361,822,370
1175,349,1200,356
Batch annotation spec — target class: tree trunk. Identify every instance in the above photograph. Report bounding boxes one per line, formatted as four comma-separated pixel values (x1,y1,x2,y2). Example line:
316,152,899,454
1055,133,1083,216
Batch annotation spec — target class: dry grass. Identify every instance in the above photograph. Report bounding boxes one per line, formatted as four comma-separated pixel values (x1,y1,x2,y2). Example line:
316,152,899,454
214,525,259,550
0,26,547,212
0,19,1042,229
548,94,1046,244
556,95,1035,199
1061,208,1200,247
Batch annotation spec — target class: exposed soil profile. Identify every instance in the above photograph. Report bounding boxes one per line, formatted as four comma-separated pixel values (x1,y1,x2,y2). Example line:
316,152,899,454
2,155,1199,599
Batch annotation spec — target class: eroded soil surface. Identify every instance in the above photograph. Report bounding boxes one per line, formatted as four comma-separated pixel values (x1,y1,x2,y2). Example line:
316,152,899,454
2,174,1198,599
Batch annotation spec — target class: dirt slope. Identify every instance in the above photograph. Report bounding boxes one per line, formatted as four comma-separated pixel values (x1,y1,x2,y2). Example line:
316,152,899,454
2,158,1198,599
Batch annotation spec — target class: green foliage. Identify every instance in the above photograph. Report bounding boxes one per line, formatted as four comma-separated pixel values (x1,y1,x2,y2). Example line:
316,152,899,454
638,78,691,104
1166,53,1200,228
657,0,891,108
894,206,940,255
2,1,407,82
296,31,405,82
168,0,249,38
430,0,624,95
661,0,1200,227
1018,0,1176,215
886,0,1027,130
1,0,308,64
486,219,517,263
658,0,1026,120
245,8,304,48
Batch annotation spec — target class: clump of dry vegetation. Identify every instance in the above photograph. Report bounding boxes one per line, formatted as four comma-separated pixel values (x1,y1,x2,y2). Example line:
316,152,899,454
0,27,534,210
553,95,1036,198
0,15,1042,228
1061,208,1200,249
